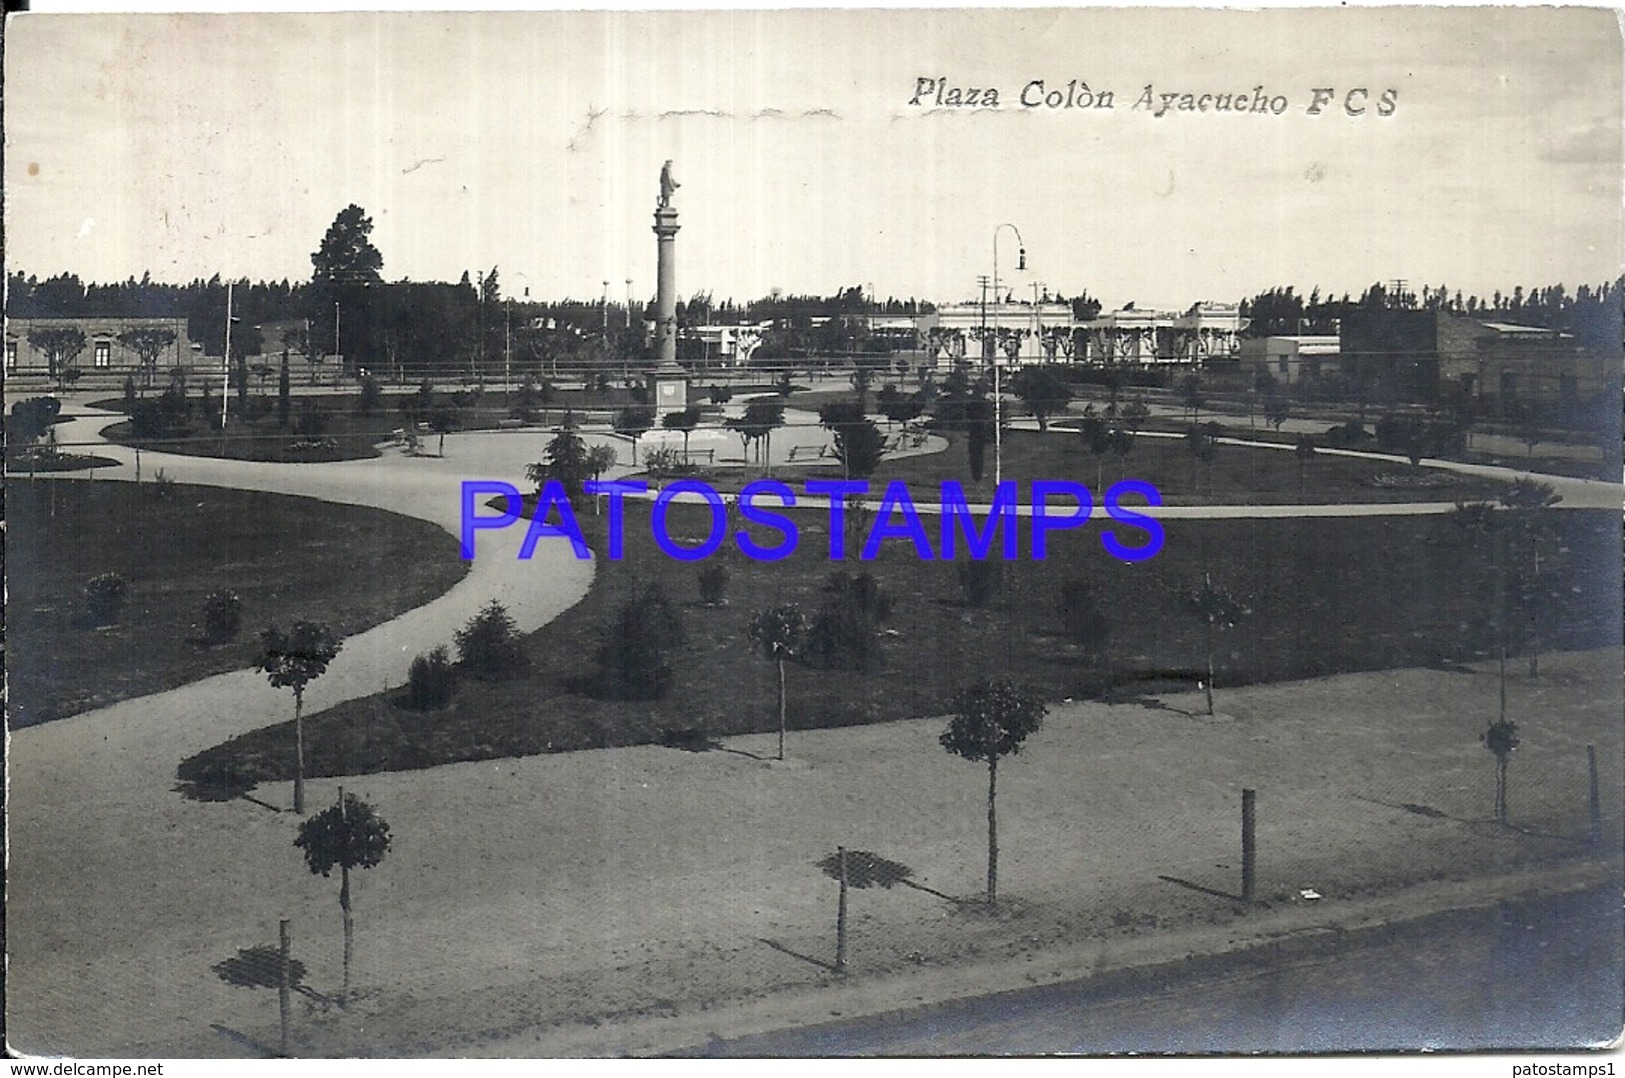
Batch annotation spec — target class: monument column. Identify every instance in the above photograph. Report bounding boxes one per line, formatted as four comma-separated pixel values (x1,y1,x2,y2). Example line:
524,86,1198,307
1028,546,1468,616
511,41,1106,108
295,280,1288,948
649,160,689,416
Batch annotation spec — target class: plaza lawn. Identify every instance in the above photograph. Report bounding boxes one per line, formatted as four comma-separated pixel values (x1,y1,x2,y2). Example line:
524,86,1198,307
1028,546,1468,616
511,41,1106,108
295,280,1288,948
702,426,1512,506
7,479,469,726
177,500,1618,787
93,389,518,463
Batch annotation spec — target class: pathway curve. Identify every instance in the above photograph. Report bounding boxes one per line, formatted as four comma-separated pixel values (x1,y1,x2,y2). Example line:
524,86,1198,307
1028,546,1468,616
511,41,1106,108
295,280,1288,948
8,406,598,1055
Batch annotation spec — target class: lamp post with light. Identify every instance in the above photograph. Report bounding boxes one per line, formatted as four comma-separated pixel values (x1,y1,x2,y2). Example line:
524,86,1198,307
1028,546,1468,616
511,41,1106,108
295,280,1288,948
991,223,1026,488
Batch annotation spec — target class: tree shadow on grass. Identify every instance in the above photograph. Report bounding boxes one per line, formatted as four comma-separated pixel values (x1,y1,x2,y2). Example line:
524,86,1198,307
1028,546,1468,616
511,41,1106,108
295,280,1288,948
1158,874,1244,903
209,1023,280,1058
657,727,721,753
174,775,282,813
214,945,333,1005
758,937,840,974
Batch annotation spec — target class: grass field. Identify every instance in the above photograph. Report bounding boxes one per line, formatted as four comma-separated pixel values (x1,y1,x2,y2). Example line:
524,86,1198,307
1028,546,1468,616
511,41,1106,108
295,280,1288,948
696,425,1513,505
177,500,1619,788
7,479,470,726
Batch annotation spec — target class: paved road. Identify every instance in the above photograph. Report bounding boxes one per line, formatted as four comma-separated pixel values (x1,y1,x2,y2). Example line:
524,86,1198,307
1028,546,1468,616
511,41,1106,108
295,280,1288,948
695,883,1625,1056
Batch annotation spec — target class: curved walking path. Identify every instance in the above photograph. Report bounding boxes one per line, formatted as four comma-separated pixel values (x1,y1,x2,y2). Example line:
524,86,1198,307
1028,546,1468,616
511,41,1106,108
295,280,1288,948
7,401,1620,1057
9,406,598,1056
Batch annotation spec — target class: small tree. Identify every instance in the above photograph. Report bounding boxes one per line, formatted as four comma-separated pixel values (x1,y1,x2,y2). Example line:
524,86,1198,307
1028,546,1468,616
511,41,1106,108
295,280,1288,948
1185,423,1220,495
1180,373,1205,422
28,326,87,390
940,678,1046,906
586,444,619,483
357,374,383,417
697,562,729,606
1294,434,1317,498
202,589,243,644
277,349,292,429
1120,399,1151,433
257,621,342,814
662,405,702,462
1184,574,1248,717
406,645,457,710
116,326,178,390
453,599,525,677
295,790,391,1003
84,572,129,627
1482,718,1520,826
804,570,891,673
1079,416,1112,491
1058,577,1110,666
831,417,887,480
1011,366,1072,431
614,405,656,464
527,429,592,504
593,583,683,700
750,603,810,760
1498,479,1561,677
957,558,1003,607
1263,393,1289,433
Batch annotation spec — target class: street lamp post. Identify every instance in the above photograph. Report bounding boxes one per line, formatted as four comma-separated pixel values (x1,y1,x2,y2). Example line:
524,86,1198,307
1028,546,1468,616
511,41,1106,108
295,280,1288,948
220,282,240,429
992,223,1026,488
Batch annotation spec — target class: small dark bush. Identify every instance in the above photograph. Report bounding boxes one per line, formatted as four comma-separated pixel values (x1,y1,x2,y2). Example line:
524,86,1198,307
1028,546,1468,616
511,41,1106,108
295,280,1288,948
803,573,890,673
295,401,329,437
406,645,457,710
697,562,729,605
202,589,242,644
957,559,1003,607
357,375,383,416
591,582,683,700
84,572,129,626
454,600,526,678
1059,577,1110,662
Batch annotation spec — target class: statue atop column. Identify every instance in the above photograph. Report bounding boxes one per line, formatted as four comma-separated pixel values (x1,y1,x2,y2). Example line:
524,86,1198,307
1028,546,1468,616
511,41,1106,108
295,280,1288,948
659,160,680,208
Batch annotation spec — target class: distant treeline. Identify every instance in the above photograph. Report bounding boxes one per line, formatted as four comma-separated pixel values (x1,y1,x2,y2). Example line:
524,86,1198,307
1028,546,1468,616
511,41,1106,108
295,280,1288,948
1239,277,1625,350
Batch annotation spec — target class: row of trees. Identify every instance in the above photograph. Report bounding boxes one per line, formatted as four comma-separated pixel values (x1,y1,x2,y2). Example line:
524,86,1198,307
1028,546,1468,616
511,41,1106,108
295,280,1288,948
1240,277,1624,349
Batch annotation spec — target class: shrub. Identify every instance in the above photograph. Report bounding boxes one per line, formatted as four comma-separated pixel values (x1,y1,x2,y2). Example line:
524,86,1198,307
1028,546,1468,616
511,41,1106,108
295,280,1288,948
957,558,1003,607
201,589,242,644
406,645,457,710
643,446,693,480
295,401,329,437
357,375,383,416
697,562,729,605
84,572,129,626
454,600,526,677
1059,577,1110,662
591,582,683,700
803,572,891,672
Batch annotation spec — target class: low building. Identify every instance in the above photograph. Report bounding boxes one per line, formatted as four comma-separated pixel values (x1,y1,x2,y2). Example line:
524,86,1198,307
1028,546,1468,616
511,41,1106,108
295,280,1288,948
1236,335,1342,385
1341,308,1619,409
1076,302,1245,365
6,316,194,384
917,298,1075,367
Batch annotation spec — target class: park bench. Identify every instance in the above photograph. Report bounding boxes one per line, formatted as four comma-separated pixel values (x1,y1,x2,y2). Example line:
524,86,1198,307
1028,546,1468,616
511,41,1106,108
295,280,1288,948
683,448,715,464
497,417,526,429
787,444,827,461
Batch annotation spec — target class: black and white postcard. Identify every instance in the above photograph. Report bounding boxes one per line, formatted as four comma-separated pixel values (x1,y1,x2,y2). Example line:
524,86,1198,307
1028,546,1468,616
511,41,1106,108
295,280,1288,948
4,6,1622,1062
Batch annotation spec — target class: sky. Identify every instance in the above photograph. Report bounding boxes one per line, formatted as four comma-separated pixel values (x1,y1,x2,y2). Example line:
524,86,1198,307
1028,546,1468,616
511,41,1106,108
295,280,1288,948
4,7,1621,310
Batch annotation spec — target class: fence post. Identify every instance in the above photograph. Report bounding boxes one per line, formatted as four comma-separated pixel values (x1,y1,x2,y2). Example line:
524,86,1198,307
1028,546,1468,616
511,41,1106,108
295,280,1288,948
1587,745,1602,848
1241,788,1257,905
836,846,849,974
278,918,292,1058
